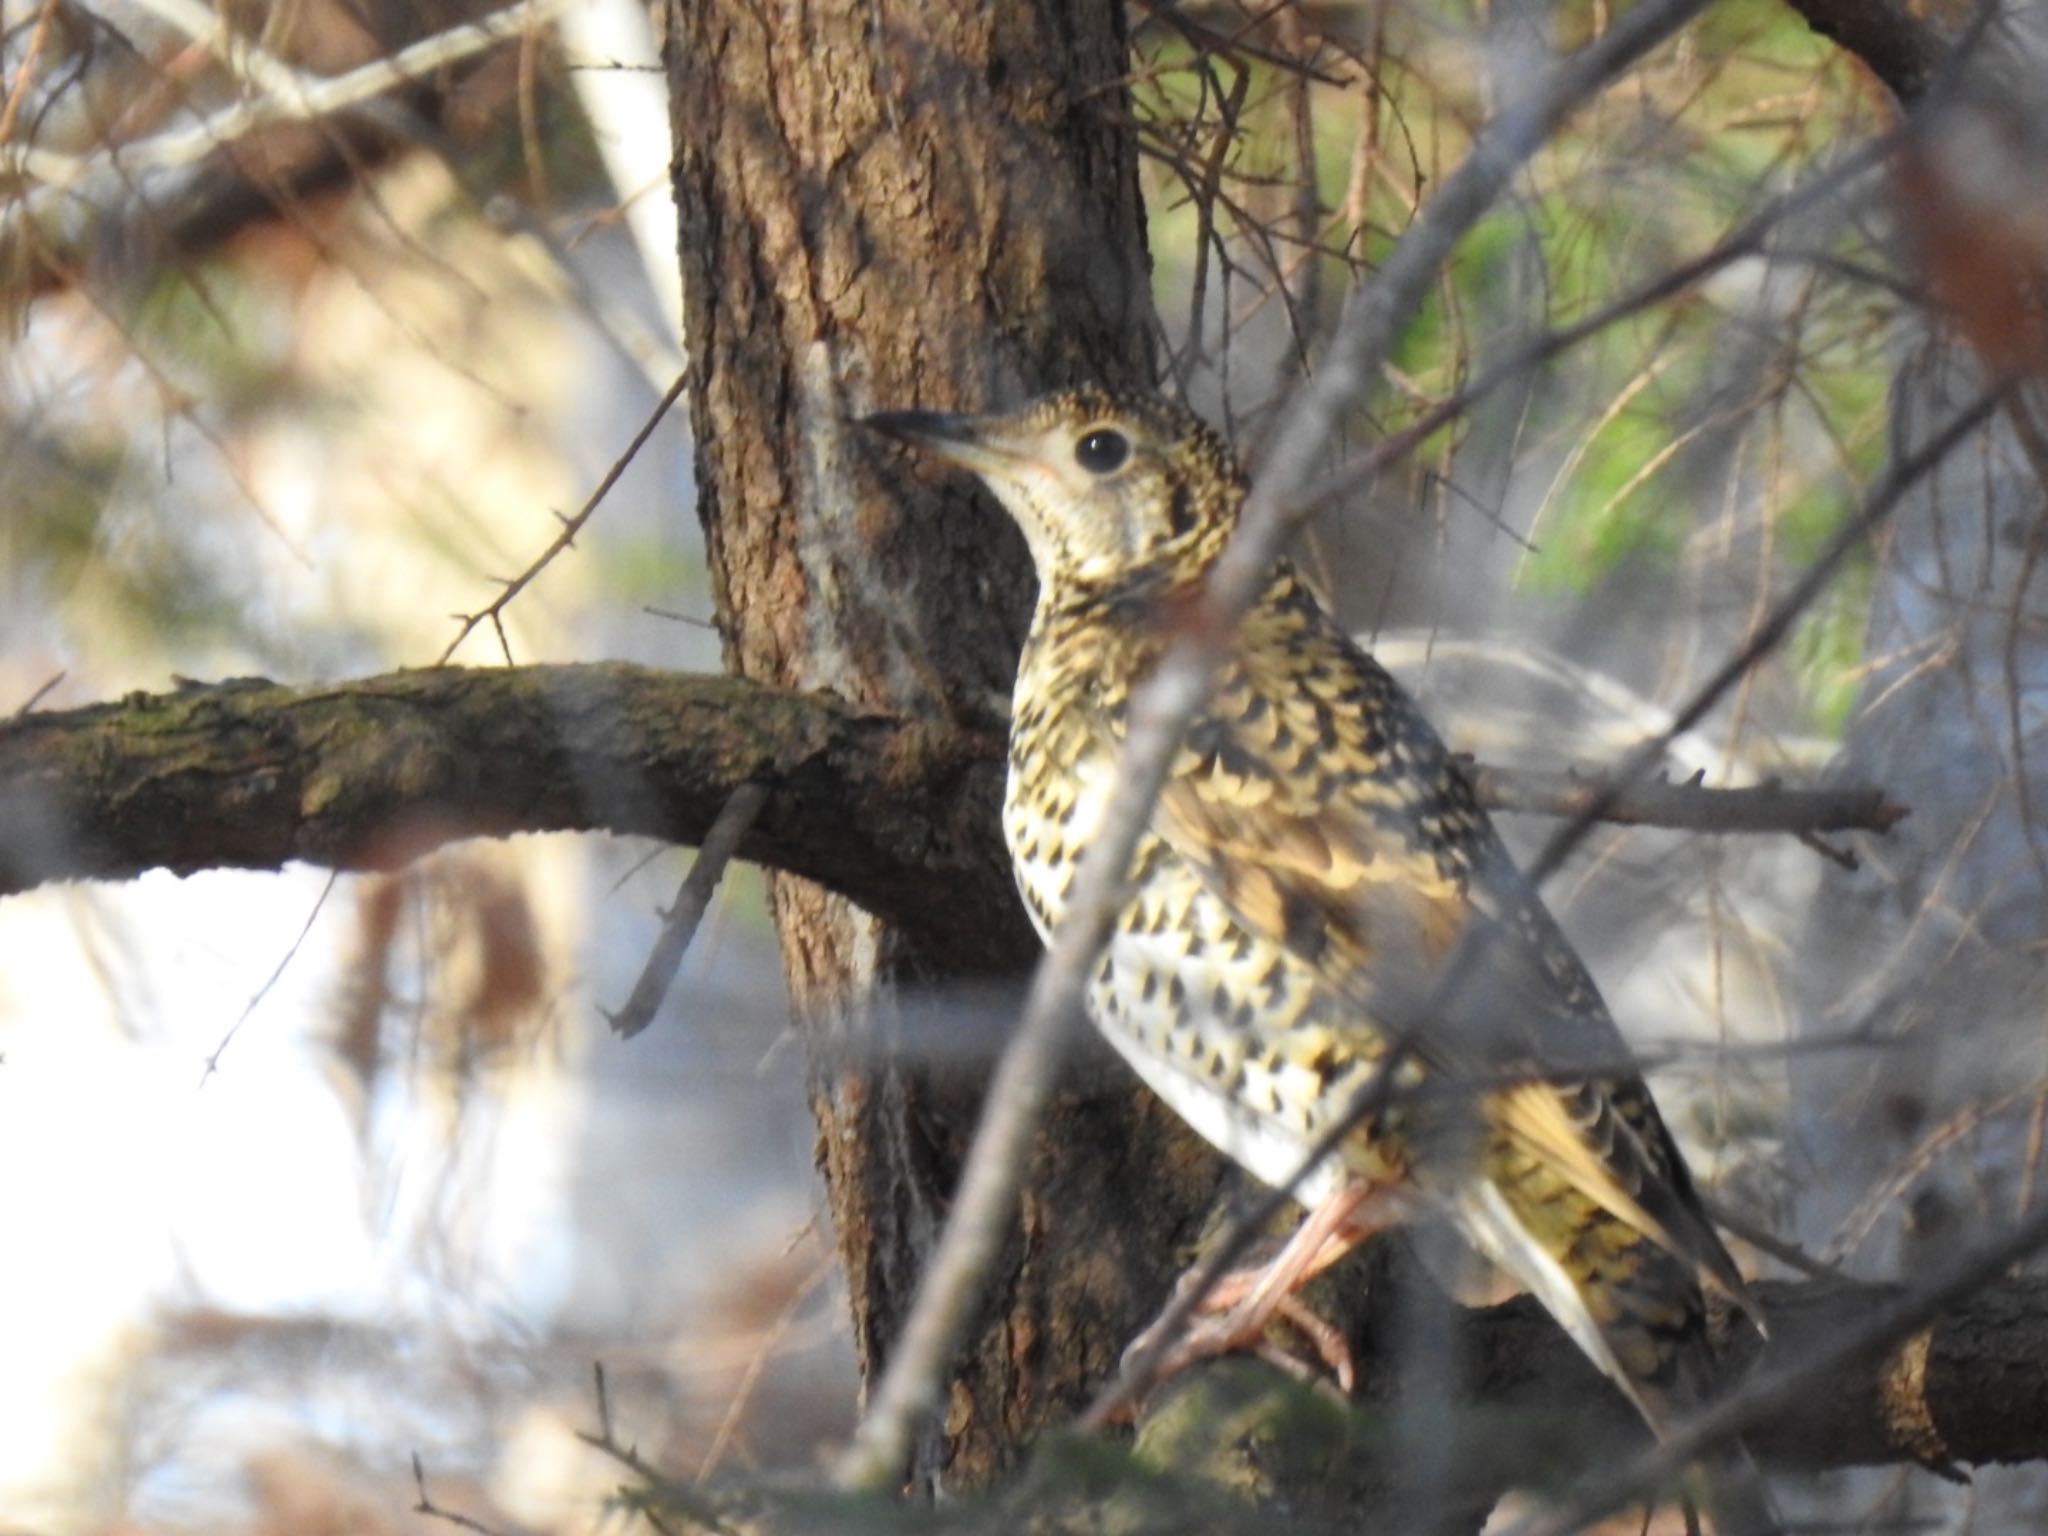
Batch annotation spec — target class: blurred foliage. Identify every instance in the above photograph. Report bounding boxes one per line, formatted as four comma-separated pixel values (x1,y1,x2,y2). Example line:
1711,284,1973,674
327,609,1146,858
131,264,298,418
1132,0,1901,732
1789,555,1874,733
0,20,657,679
600,531,703,606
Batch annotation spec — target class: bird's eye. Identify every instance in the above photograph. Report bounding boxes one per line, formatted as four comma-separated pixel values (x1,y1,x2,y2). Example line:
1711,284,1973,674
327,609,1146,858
1074,429,1130,475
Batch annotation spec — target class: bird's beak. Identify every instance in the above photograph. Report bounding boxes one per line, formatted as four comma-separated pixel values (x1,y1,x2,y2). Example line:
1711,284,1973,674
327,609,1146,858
860,408,1030,480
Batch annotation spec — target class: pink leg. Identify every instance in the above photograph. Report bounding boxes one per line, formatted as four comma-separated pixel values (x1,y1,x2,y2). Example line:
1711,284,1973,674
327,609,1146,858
1129,1181,1387,1396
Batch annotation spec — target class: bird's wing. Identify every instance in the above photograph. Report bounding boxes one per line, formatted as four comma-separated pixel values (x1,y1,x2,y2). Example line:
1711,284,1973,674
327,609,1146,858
1140,575,1751,1308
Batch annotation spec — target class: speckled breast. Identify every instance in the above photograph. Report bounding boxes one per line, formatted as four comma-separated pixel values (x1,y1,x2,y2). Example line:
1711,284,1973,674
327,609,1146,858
1003,664,1406,1207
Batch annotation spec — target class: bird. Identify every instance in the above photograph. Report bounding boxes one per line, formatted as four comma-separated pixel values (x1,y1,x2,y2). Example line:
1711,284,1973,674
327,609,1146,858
863,386,1774,1533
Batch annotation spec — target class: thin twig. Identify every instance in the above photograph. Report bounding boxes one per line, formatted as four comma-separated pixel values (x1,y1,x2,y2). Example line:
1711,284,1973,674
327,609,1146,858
438,371,688,665
607,783,769,1039
642,605,720,629
10,672,65,720
1824,1089,2029,1265
1465,764,1907,837
594,1359,616,1444
1129,0,1353,87
576,1365,736,1535
695,1247,835,1482
1170,61,1251,381
1699,1196,1855,1286
0,0,62,147
1,0,576,200
200,871,340,1084
831,0,1717,1490
1278,3,1324,373
1794,829,1861,872
411,1453,514,1536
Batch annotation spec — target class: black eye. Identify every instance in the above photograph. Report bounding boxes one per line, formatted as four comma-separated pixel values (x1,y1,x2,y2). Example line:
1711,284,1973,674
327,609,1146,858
1074,429,1129,475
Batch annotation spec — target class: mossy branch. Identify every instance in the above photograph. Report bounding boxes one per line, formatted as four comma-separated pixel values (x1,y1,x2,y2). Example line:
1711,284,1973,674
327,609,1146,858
555,1267,2048,1533
0,664,1032,974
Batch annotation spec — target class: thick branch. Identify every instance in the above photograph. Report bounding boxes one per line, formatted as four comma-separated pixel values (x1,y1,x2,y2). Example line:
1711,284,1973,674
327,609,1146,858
1099,1269,2048,1529
0,665,1029,974
0,668,1903,951
597,1269,2048,1531
1433,1275,2045,1474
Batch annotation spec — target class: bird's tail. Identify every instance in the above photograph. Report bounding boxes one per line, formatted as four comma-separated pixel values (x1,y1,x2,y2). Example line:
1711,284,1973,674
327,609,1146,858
1451,1178,1779,1536
1635,1301,1779,1536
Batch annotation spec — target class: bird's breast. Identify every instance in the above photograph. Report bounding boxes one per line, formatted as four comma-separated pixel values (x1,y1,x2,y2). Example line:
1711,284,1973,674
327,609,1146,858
1004,695,1114,938
1003,691,1407,1200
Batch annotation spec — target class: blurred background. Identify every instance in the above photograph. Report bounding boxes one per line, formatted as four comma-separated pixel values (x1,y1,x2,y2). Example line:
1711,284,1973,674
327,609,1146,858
4,1,2045,1531
0,3,848,1529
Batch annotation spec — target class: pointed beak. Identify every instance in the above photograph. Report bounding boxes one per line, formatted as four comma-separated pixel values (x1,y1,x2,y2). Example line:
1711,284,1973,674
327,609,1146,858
860,408,1030,479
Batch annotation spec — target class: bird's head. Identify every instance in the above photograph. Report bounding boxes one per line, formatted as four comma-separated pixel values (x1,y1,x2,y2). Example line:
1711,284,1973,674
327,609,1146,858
863,387,1244,591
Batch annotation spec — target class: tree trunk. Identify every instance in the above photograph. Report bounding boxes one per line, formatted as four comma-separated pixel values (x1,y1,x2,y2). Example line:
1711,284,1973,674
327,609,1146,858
662,0,1226,1490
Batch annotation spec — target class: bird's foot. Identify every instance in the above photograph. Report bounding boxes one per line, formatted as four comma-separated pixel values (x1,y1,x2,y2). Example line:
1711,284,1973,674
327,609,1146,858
1115,1254,1358,1407
1118,1181,1382,1404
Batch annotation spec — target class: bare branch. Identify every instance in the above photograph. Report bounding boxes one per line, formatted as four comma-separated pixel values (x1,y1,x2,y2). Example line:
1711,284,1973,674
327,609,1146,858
1109,1269,2048,1528
440,371,689,665
0,665,1029,976
0,664,1895,952
1519,386,2001,887
1465,765,1907,837
2,0,574,203
607,782,770,1039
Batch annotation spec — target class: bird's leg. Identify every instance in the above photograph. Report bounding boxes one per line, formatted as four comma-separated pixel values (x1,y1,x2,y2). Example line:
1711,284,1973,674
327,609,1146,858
1126,1180,1382,1396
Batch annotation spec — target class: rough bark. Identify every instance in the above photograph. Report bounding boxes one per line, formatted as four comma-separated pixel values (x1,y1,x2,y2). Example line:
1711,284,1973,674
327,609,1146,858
570,1266,2048,1533
1358,1272,2048,1478
0,666,1023,971
1082,1270,2048,1532
661,0,1215,1490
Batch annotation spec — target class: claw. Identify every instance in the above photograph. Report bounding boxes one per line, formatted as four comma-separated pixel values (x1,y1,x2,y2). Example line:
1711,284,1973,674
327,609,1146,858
1119,1180,1388,1402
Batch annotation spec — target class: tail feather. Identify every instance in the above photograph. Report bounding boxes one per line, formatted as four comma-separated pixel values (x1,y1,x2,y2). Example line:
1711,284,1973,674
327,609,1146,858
1450,1176,1779,1536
